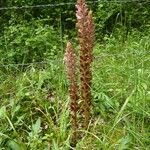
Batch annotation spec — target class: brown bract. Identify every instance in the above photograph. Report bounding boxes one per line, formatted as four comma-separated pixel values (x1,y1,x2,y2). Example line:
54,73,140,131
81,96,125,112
76,0,95,129
64,41,79,146
64,0,95,146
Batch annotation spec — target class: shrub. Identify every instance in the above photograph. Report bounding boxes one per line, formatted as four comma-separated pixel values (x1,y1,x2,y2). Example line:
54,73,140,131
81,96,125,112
0,21,60,64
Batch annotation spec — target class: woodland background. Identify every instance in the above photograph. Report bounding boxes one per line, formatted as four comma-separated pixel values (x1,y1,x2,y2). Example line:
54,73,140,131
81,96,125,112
0,0,149,64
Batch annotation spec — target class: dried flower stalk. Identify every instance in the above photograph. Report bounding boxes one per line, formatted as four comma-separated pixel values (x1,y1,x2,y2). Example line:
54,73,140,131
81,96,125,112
64,41,79,146
76,0,95,129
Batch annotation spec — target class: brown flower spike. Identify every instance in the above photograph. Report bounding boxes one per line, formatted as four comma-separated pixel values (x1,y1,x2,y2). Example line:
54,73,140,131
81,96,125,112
64,0,95,146
64,41,79,146
76,0,95,129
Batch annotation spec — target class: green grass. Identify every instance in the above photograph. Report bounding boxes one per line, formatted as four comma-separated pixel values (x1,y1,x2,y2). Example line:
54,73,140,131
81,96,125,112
0,30,150,149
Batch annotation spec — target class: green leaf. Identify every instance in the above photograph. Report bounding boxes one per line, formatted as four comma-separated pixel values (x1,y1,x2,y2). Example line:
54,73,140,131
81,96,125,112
0,106,6,119
7,140,25,150
32,117,41,134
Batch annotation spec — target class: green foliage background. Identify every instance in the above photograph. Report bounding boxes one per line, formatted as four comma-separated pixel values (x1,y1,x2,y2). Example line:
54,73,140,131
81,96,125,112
0,0,149,64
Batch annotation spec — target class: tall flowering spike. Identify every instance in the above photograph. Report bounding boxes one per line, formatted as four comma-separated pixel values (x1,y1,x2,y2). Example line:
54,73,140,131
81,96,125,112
64,42,76,81
76,0,95,129
64,41,79,146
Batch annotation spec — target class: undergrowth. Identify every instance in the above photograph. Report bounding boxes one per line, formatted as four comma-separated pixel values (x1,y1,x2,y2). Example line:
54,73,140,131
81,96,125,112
0,30,150,149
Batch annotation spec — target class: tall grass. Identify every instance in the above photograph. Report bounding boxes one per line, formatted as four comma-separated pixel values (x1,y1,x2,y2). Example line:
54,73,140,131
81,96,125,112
0,30,149,149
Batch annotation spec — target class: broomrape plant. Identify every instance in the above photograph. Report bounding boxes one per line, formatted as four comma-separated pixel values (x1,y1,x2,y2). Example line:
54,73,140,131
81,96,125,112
64,41,79,146
64,0,95,147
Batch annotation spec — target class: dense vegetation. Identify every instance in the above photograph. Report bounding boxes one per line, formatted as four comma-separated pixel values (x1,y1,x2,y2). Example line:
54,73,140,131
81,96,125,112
0,0,150,149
